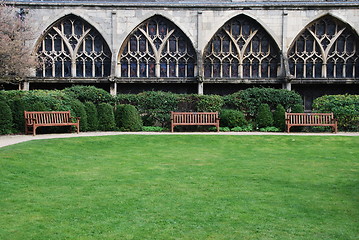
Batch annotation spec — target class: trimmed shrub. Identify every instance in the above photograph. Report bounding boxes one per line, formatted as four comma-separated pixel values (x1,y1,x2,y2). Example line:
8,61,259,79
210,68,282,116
220,109,247,128
8,98,25,133
256,104,273,128
63,85,114,104
66,99,88,132
312,94,359,131
0,100,13,134
273,104,286,131
97,103,116,131
115,104,143,131
84,102,99,131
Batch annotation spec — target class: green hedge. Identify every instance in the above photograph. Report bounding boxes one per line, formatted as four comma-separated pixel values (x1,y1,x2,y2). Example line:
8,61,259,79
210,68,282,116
312,94,359,131
0,100,13,134
256,104,273,128
220,109,247,128
84,102,99,131
224,87,303,117
97,103,116,131
64,86,114,104
115,104,143,131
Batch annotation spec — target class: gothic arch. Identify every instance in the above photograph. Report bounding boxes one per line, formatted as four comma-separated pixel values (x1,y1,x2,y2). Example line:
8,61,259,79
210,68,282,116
288,15,359,79
118,15,197,78
203,14,281,79
36,14,112,78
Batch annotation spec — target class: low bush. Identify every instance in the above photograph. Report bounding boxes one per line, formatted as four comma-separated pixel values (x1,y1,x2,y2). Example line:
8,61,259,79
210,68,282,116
220,109,247,128
0,100,13,134
97,103,116,131
313,94,359,131
256,104,273,128
115,104,143,131
273,104,286,131
84,102,99,131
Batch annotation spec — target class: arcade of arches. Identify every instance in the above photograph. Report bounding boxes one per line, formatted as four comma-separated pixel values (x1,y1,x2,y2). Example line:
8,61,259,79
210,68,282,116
2,3,359,110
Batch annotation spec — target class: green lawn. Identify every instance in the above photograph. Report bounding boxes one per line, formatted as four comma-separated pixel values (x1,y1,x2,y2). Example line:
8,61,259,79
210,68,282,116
0,135,358,240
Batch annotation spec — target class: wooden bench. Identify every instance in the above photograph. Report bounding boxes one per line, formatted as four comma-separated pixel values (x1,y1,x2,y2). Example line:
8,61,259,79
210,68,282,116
171,111,220,132
285,112,338,133
24,111,80,136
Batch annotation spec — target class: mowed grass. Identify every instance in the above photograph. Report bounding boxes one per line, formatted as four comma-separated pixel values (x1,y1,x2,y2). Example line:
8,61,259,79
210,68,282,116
0,135,358,240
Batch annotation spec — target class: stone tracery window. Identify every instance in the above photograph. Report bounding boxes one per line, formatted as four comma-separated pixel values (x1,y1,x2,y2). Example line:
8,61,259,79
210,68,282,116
36,15,111,78
119,16,196,78
203,15,280,78
288,16,359,79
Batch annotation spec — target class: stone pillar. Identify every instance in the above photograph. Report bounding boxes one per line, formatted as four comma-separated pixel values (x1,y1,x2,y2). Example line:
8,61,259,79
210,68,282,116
283,82,291,91
197,11,204,95
110,82,117,96
198,82,204,95
111,11,118,77
20,81,30,91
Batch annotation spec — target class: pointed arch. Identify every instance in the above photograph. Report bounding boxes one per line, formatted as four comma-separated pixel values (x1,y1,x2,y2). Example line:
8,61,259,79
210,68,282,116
36,14,112,78
203,14,280,79
118,15,197,78
288,15,359,79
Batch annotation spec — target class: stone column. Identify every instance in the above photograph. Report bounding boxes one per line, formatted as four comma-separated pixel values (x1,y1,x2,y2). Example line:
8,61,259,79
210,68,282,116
20,81,30,91
110,82,117,96
197,11,204,95
281,10,291,91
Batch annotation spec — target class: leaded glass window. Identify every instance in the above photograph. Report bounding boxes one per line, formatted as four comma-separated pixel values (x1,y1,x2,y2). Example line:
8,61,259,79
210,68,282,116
36,15,111,78
203,15,280,78
288,16,359,79
119,16,196,78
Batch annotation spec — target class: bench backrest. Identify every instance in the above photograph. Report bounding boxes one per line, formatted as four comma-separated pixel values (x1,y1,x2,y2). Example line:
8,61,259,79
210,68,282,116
285,113,334,125
171,112,219,124
24,111,72,125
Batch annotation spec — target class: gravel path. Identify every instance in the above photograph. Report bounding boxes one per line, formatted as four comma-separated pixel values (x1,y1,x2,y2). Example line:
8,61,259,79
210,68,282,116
0,131,358,148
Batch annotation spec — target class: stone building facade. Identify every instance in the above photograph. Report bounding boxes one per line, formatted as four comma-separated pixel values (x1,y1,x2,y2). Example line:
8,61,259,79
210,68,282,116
4,0,359,109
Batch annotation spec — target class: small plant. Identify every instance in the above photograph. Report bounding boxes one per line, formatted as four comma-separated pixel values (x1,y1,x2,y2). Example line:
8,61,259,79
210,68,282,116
220,109,247,128
209,127,230,132
142,126,165,132
97,103,116,131
256,104,273,128
231,125,254,132
259,126,281,132
115,104,143,131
